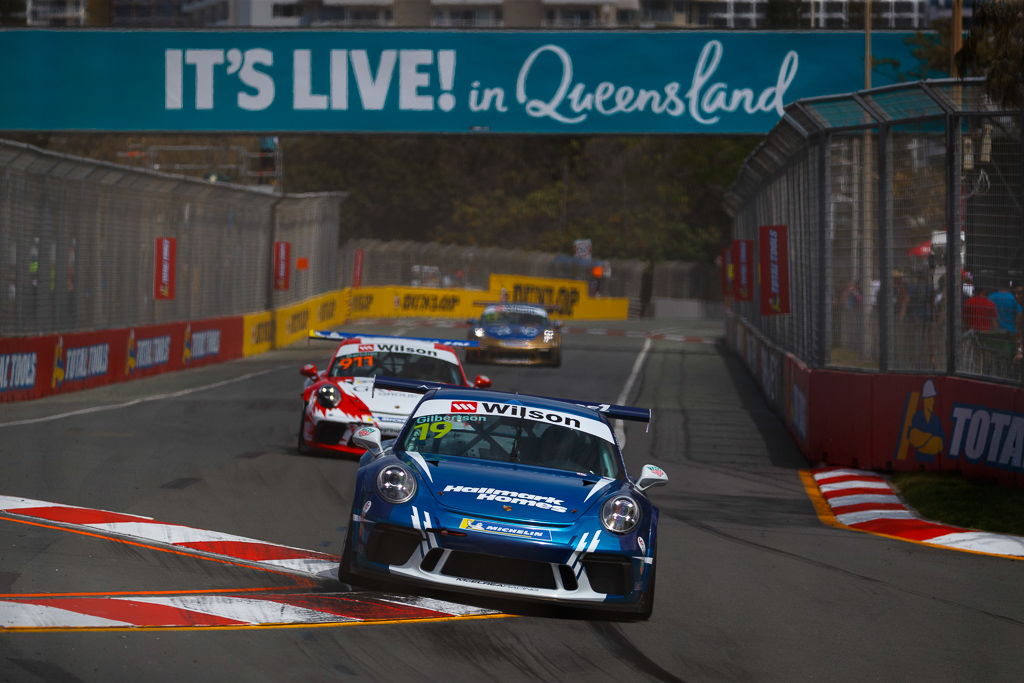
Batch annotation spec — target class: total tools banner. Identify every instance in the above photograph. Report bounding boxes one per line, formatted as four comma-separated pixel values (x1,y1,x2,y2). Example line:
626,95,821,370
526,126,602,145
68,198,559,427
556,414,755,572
0,30,924,134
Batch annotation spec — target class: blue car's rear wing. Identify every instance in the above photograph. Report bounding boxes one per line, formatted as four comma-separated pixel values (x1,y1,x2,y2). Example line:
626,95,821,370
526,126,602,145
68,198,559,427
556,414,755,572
371,376,652,423
308,330,479,348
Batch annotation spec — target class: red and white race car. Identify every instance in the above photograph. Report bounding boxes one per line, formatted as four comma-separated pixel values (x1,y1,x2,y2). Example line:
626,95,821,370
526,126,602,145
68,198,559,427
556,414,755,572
298,331,491,456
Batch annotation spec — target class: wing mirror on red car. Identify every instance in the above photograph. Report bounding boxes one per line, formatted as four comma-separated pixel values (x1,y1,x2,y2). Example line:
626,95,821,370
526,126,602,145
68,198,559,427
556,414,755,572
300,364,319,379
473,375,492,389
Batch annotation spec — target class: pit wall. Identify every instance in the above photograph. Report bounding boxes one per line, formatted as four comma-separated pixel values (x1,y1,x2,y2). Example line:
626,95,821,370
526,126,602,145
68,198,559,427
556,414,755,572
727,313,1024,487
1,275,626,402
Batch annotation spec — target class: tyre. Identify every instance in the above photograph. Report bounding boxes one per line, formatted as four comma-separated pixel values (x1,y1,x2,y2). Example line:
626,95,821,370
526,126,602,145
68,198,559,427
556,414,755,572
337,522,357,585
634,548,657,620
297,411,311,455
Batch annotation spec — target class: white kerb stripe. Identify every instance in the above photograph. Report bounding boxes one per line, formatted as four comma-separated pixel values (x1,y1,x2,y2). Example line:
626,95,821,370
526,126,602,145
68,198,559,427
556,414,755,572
89,522,255,545
819,480,892,493
836,509,915,526
261,558,340,574
813,469,875,481
922,532,1024,556
376,595,498,616
128,596,358,625
827,493,902,506
0,601,134,628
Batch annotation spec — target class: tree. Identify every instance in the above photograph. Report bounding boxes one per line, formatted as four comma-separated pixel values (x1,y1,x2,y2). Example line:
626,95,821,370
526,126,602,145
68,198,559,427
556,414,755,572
0,0,25,26
958,0,1024,108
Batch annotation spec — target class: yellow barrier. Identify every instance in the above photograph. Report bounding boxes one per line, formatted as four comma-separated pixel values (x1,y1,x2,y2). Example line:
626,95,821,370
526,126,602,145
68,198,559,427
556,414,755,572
244,275,627,357
242,311,274,357
486,273,629,320
345,286,481,320
274,292,349,348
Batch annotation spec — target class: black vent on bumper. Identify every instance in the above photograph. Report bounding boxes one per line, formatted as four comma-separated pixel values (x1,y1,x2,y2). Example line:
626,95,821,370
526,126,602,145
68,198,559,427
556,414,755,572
441,551,556,589
365,524,422,566
558,565,578,591
582,555,632,595
314,421,347,445
421,548,443,572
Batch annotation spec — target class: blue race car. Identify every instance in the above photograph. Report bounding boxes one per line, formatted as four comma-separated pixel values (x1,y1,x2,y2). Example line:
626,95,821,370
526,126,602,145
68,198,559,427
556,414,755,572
338,377,668,618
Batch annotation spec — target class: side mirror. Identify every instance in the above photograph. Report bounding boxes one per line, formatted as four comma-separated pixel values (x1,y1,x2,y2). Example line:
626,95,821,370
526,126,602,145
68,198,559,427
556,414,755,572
635,464,668,492
300,363,319,379
466,319,476,326
351,425,384,455
473,374,492,389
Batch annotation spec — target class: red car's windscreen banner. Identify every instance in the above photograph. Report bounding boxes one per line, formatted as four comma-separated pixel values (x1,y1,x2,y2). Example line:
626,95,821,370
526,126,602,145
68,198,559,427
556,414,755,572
274,241,291,291
154,237,176,300
759,225,791,315
732,239,754,302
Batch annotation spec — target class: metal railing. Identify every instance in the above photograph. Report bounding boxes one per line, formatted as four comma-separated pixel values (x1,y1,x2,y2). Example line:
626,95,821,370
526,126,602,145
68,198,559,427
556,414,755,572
726,78,1024,383
1,138,724,337
0,139,344,336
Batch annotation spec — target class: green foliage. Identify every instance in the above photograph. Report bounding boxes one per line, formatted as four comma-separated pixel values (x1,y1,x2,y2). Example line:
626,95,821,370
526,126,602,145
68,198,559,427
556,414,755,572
892,471,1024,536
959,0,1024,108
0,0,25,26
283,134,760,263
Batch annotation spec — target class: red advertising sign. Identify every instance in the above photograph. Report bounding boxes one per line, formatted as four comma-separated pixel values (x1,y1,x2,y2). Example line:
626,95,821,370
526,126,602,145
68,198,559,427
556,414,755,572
759,225,791,315
154,237,176,300
352,248,364,288
273,241,291,291
732,239,754,301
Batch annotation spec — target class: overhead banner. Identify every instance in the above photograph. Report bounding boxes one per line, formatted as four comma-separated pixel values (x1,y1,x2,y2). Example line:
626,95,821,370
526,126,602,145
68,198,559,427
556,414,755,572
0,30,926,134
759,225,791,315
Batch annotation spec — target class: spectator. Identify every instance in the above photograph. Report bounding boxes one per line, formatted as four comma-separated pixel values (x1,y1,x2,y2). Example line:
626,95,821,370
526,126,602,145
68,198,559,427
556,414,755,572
963,286,998,331
988,282,1023,333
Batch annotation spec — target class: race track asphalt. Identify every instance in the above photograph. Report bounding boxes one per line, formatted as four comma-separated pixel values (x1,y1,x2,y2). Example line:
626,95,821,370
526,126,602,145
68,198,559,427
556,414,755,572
2,317,1022,682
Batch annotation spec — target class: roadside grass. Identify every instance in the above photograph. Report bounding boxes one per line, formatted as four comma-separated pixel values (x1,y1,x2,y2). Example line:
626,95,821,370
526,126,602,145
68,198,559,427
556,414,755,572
891,472,1024,537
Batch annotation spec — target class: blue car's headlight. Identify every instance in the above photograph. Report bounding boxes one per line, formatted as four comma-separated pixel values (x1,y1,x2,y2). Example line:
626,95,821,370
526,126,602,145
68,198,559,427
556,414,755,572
473,327,485,338
376,465,417,504
601,496,640,533
543,329,556,342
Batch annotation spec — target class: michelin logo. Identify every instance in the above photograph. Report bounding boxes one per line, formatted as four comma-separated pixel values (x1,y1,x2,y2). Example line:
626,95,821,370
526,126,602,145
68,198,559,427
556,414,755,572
948,403,1024,472
460,518,552,541
443,485,568,513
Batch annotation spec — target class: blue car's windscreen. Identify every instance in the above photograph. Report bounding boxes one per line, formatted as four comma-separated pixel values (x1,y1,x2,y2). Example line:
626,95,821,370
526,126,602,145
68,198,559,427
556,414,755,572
401,413,620,478
480,311,548,327
328,352,462,384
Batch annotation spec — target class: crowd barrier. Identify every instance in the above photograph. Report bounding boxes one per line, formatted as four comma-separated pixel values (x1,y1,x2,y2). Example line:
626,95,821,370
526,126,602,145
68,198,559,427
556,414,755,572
728,313,1023,487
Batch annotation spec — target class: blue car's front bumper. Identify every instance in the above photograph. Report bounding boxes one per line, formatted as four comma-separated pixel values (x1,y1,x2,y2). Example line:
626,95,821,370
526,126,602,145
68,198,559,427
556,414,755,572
344,497,656,611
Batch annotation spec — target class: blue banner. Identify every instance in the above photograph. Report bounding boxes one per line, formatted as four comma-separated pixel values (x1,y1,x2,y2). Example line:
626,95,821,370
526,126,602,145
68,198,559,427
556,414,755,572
0,30,924,134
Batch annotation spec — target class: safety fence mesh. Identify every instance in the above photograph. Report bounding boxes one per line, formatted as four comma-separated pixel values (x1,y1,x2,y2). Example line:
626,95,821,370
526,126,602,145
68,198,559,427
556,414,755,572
726,79,1024,384
0,140,343,337
2,138,722,337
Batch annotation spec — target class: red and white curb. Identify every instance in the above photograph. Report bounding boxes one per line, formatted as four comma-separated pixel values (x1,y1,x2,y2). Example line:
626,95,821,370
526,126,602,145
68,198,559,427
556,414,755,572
810,468,1024,558
1,495,502,629
0,593,496,630
0,495,339,578
348,318,715,344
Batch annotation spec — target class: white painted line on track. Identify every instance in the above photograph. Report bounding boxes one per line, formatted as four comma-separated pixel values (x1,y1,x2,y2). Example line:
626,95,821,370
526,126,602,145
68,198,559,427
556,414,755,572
615,336,652,449
0,367,282,429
